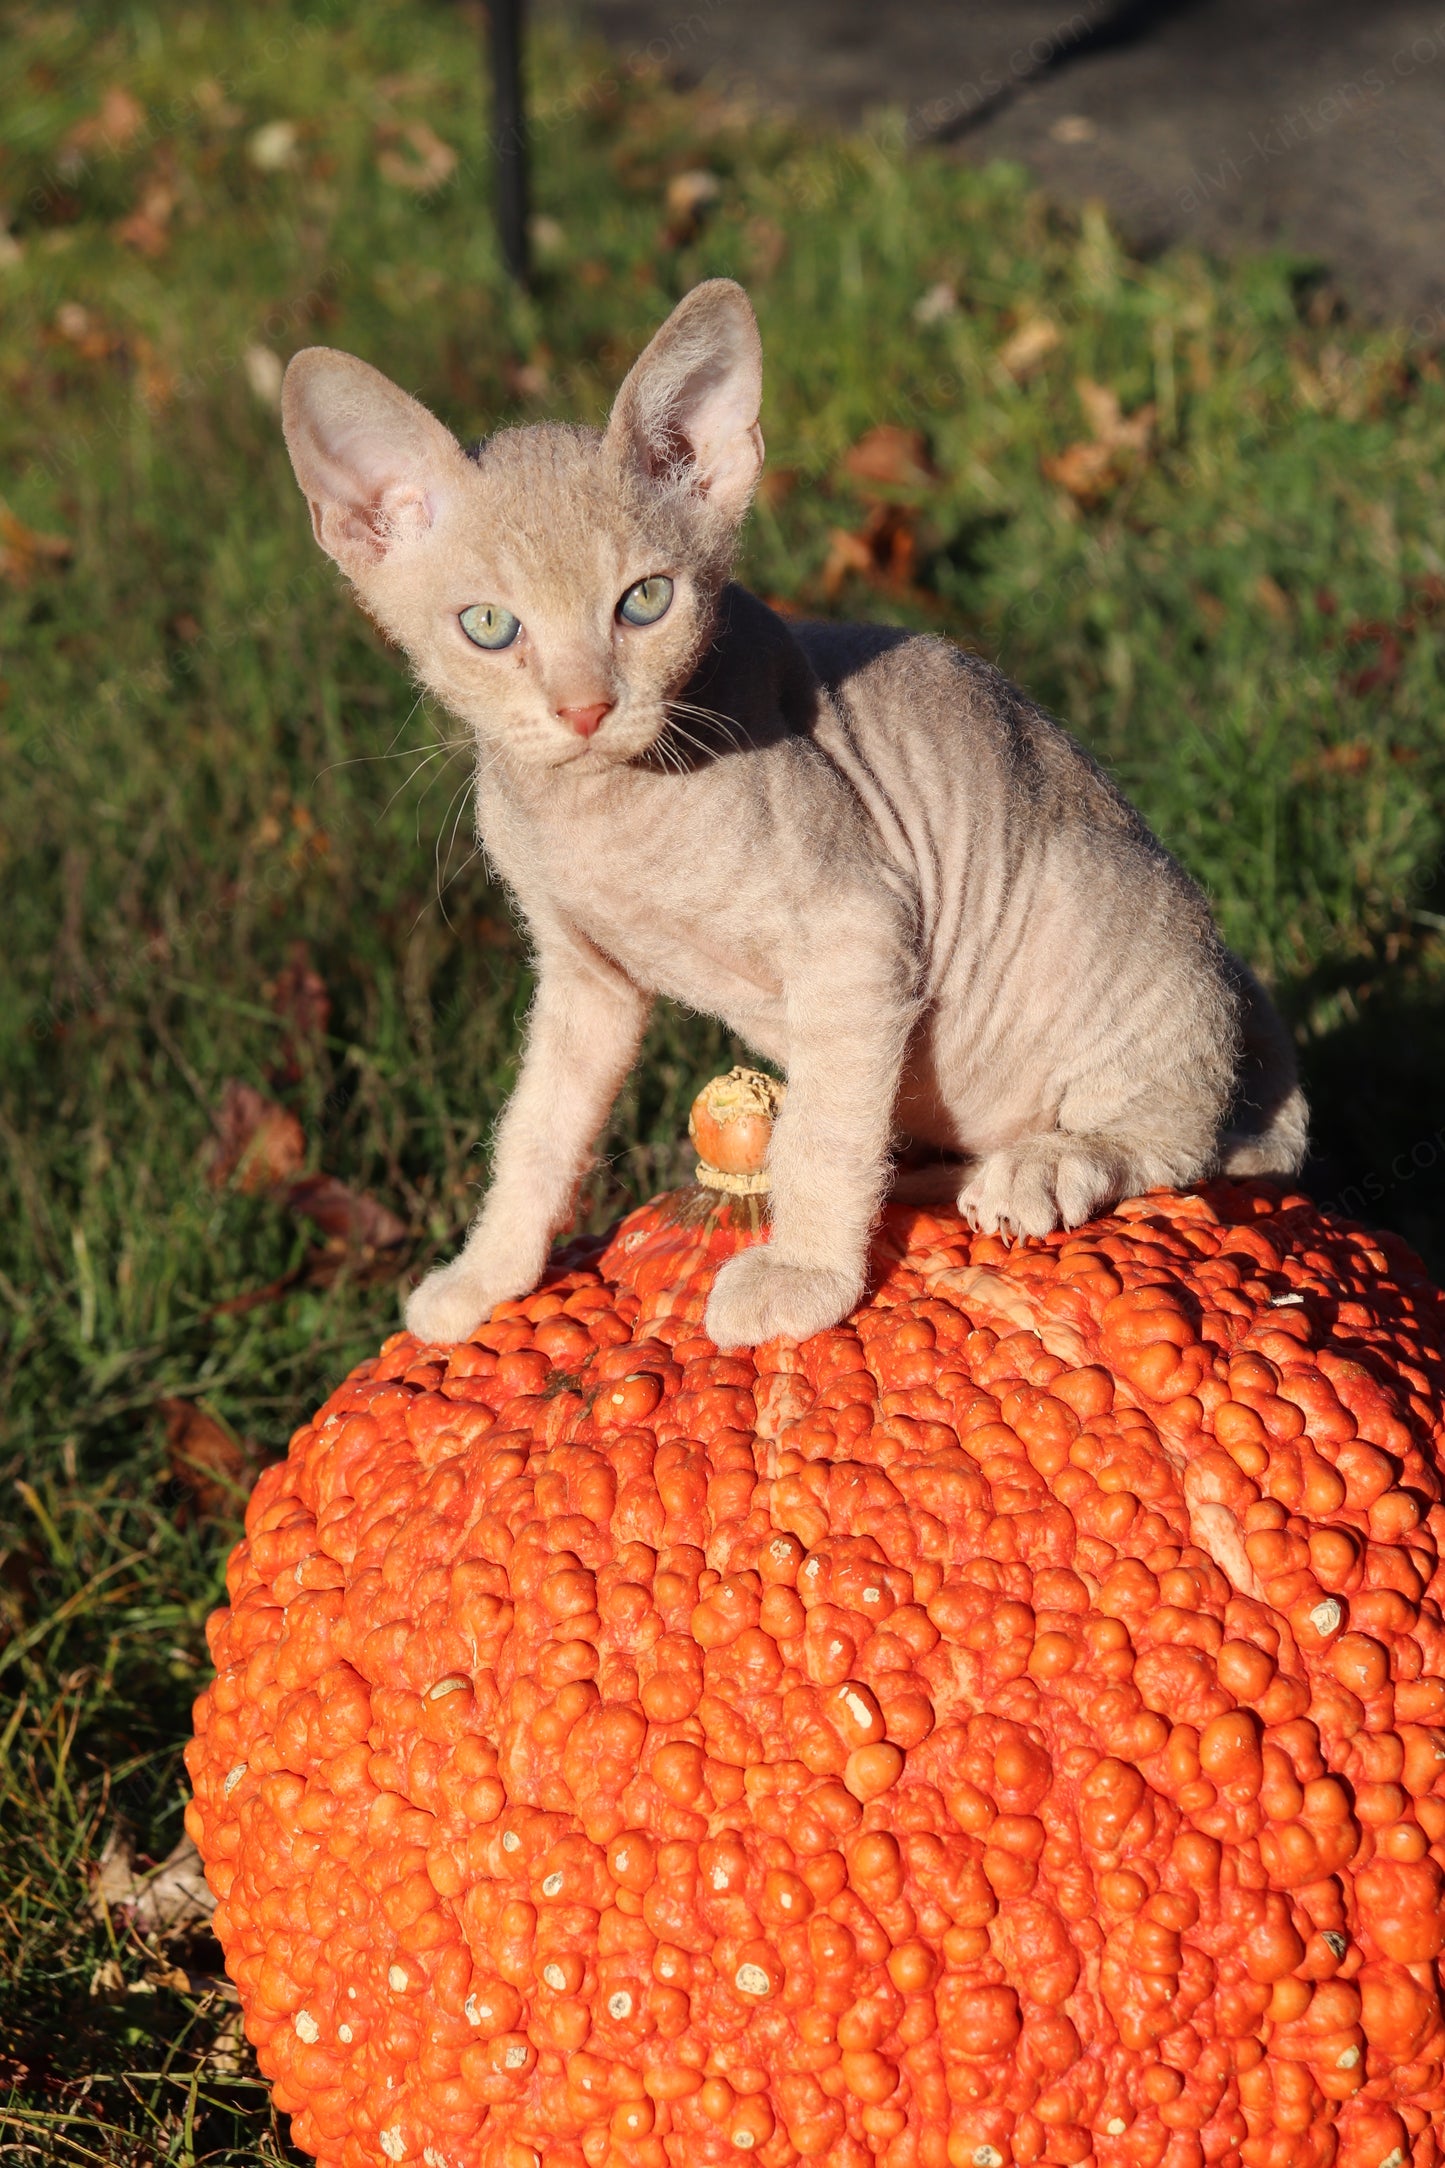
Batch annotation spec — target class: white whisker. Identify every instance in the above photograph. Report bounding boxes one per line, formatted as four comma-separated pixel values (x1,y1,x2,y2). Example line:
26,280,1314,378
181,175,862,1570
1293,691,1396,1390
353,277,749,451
426,766,481,931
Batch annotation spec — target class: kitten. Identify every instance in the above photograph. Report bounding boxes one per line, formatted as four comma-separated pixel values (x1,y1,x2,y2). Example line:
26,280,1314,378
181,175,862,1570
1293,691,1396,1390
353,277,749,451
281,279,1307,1350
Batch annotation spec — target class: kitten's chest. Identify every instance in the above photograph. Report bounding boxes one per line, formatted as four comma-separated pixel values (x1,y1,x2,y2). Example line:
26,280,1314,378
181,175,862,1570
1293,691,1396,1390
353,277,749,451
482,778,787,1025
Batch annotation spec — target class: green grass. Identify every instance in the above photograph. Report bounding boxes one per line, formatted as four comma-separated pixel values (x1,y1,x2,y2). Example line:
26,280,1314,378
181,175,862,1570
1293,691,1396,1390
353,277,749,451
2,0,1444,2157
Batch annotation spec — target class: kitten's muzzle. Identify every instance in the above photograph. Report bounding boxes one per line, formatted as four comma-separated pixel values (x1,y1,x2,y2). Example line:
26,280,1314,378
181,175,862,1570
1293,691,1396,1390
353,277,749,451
557,700,613,739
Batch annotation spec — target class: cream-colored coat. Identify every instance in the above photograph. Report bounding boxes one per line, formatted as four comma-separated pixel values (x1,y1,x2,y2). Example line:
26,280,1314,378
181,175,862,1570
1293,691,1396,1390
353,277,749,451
282,281,1306,1349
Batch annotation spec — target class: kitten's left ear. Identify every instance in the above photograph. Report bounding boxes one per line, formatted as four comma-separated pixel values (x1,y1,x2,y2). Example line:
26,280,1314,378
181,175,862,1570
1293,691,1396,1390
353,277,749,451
606,279,763,521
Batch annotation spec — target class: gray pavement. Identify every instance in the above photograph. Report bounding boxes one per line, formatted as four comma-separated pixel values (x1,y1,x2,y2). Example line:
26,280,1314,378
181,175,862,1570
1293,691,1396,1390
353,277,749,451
557,0,1445,324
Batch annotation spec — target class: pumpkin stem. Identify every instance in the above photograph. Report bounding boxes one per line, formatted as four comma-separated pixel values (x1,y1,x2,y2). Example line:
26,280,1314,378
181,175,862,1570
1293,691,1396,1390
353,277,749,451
689,1066,785,1193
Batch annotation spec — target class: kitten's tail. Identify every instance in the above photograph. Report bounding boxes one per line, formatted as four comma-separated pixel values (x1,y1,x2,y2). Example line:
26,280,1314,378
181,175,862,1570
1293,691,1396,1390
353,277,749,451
1218,954,1309,1178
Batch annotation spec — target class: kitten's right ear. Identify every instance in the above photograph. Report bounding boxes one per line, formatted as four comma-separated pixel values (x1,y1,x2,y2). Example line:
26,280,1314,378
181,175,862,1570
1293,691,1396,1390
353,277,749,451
281,349,467,577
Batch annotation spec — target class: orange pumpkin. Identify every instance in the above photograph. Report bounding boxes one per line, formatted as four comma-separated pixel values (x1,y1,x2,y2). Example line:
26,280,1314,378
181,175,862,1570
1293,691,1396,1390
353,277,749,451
187,1087,1445,2168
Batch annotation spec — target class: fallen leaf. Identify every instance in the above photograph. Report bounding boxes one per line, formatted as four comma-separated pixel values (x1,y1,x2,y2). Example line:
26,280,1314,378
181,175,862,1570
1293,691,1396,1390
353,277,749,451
1318,741,1372,773
1039,437,1118,507
63,86,146,158
504,356,551,401
532,207,569,247
822,502,919,599
1292,740,1372,782
266,941,331,1082
285,1173,409,1250
1342,626,1403,697
131,331,176,408
205,1265,305,1319
90,1828,143,1920
842,424,938,494
0,501,72,586
132,1835,218,1935
243,344,284,409
248,119,299,172
268,942,330,1035
204,2006,249,2072
53,301,121,360
1075,379,1155,452
114,174,174,256
1042,378,1156,505
913,281,958,327
662,167,721,246
205,1079,307,1192
998,315,1060,380
89,1830,216,1934
1255,574,1292,622
159,1399,258,1519
376,121,457,193
90,1958,126,2000
821,526,876,596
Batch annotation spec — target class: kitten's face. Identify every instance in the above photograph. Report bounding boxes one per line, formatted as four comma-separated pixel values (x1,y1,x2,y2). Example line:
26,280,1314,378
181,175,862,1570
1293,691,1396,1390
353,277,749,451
361,426,726,771
282,281,764,775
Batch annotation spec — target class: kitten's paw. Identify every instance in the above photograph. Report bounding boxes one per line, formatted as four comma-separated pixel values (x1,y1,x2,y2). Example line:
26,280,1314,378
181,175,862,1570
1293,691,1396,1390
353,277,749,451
704,1249,860,1349
405,1253,535,1345
957,1135,1126,1241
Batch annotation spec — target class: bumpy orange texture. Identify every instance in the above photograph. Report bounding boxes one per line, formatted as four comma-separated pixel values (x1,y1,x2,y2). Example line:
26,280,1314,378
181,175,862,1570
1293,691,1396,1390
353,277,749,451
187,1180,1445,2168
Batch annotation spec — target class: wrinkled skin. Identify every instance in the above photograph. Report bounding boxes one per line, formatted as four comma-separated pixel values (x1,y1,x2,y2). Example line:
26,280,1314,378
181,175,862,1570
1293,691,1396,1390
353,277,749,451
190,1181,1445,2168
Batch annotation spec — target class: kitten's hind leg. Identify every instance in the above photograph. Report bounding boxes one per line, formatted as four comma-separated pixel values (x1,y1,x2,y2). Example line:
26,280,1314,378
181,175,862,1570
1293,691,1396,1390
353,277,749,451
956,1131,1164,1240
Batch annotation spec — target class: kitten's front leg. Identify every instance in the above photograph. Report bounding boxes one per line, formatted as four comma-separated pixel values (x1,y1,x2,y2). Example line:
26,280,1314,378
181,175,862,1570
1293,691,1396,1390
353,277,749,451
705,914,918,1349
406,932,651,1344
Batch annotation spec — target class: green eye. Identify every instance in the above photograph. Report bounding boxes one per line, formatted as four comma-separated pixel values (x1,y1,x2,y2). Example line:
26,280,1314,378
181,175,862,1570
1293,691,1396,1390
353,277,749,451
618,575,674,627
460,603,521,649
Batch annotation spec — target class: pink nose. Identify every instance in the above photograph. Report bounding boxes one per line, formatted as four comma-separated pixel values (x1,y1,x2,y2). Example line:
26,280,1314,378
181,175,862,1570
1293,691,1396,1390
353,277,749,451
558,701,613,739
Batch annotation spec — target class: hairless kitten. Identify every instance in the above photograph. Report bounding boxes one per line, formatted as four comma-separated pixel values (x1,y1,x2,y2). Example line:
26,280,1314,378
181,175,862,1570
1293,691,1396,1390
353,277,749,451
281,279,1307,1350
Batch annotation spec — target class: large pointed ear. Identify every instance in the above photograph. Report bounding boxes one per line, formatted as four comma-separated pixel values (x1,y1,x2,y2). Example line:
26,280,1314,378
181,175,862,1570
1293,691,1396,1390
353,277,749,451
605,279,763,521
281,349,468,576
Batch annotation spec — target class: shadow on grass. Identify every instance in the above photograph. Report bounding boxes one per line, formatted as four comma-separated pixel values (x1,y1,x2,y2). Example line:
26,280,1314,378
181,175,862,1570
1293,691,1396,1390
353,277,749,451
1301,973,1445,1278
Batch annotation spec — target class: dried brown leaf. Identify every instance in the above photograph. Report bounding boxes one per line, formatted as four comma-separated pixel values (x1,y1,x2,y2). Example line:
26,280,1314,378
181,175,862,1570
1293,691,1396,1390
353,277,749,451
53,301,122,360
1040,437,1119,507
285,1173,409,1250
0,500,72,586
1255,574,1292,622
159,1399,257,1519
63,86,146,157
205,1079,307,1192
998,316,1060,381
90,1830,216,1935
841,424,938,494
376,122,457,193
662,167,720,245
114,175,174,256
1043,380,1156,505
266,940,331,1075
821,503,920,599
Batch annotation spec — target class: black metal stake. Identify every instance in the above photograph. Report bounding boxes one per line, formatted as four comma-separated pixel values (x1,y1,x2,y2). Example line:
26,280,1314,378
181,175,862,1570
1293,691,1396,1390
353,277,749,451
489,0,530,286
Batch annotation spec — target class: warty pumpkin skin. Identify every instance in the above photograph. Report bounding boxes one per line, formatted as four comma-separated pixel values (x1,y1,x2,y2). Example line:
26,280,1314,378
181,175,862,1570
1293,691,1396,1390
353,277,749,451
187,1175,1445,2168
